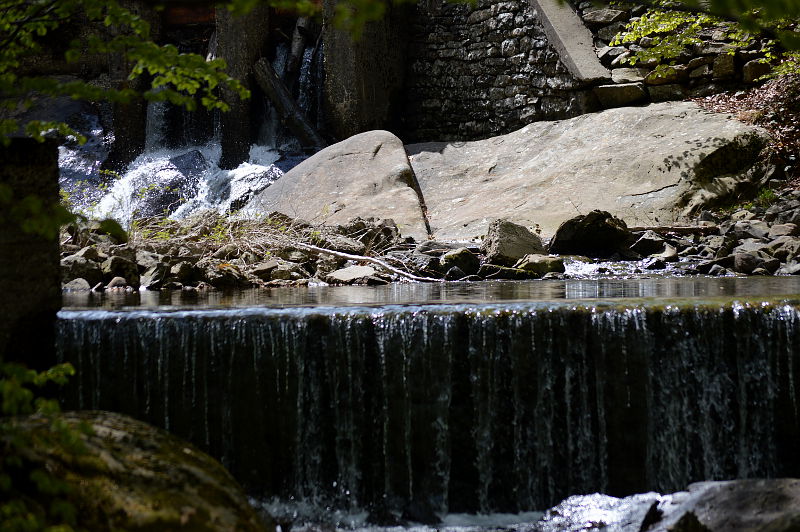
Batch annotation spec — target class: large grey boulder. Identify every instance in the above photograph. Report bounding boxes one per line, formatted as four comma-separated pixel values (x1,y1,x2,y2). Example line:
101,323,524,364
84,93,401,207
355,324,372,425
3,411,272,531
245,131,429,241
407,101,770,241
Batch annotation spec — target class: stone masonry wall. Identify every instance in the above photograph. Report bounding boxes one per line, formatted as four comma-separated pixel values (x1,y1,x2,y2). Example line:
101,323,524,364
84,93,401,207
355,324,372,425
401,0,598,142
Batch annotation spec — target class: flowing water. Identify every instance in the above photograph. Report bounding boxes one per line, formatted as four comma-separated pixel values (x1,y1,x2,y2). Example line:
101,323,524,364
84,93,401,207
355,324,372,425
57,39,324,227
57,277,800,530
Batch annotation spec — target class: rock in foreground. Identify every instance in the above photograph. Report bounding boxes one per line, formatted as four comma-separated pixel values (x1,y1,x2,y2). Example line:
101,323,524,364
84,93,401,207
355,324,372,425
534,479,800,532
3,411,273,532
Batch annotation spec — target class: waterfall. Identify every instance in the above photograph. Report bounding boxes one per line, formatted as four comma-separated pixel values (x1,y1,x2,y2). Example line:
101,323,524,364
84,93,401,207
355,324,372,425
56,301,800,513
57,37,324,227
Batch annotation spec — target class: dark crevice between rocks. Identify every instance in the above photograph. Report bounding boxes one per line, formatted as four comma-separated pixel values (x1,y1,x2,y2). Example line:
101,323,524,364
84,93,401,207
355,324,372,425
403,147,434,238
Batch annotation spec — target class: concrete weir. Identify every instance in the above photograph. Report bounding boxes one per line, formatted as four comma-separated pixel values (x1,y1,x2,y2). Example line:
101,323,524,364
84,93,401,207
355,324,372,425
58,300,800,513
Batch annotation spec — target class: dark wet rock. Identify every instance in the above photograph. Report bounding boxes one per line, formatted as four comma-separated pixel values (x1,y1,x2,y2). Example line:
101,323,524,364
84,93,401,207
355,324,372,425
549,210,632,258
140,264,170,290
170,261,198,284
644,257,667,270
326,265,377,284
481,219,546,266
732,252,762,274
268,261,307,281
762,256,781,273
74,245,101,262
367,501,404,526
202,261,248,288
630,230,666,256
696,255,735,274
3,411,272,532
440,247,480,276
667,511,712,532
63,278,92,291
402,499,440,525
101,255,139,287
513,254,565,275
130,150,206,219
61,254,103,286
444,266,468,280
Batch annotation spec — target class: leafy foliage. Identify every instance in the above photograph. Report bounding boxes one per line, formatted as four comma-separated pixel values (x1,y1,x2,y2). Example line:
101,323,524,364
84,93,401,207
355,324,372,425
0,362,87,532
611,0,800,78
0,0,250,145
0,183,74,239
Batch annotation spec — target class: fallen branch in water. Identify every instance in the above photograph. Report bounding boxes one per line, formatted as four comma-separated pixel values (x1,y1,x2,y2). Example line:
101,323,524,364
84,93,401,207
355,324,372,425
290,241,443,283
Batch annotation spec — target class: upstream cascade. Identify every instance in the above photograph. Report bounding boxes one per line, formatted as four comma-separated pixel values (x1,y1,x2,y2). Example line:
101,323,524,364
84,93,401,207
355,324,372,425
57,302,800,514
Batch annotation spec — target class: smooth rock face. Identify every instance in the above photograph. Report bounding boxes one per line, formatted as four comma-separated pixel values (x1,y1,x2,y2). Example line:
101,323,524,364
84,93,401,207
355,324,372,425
245,131,430,241
326,265,377,284
408,102,769,240
4,411,272,532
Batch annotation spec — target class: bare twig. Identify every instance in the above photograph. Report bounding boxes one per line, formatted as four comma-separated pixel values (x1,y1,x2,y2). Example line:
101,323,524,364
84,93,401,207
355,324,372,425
287,241,443,283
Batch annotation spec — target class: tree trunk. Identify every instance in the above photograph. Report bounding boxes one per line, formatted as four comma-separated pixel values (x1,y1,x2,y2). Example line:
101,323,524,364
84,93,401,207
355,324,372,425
0,139,61,370
321,0,410,139
216,6,270,170
254,58,327,151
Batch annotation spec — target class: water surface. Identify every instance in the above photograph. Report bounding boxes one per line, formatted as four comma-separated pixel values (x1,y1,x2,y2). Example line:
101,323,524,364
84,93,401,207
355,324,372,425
63,276,800,310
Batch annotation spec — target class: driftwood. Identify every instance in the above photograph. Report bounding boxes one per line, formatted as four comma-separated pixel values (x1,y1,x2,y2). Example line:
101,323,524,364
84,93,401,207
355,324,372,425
628,225,718,236
290,241,444,283
253,57,327,151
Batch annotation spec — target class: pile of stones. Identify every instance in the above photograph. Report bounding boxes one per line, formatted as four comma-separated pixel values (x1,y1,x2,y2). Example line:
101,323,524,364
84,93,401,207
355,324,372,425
60,187,800,291
578,1,775,108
